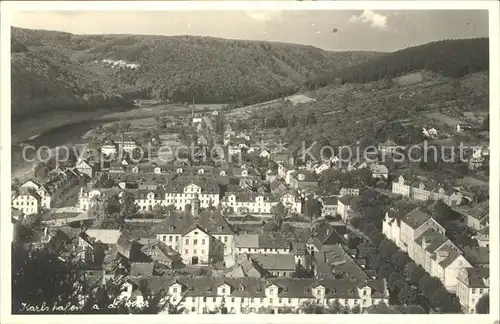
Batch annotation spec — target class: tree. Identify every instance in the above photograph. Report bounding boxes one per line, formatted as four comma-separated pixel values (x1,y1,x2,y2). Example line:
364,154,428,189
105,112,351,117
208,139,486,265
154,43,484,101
419,275,442,297
12,242,178,314
120,191,139,218
12,177,21,190
270,202,286,226
33,163,49,182
475,293,489,314
304,198,322,222
397,285,418,305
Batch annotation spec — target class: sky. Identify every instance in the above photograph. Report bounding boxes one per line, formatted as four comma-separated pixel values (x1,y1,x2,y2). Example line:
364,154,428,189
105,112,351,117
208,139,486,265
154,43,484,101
11,10,489,52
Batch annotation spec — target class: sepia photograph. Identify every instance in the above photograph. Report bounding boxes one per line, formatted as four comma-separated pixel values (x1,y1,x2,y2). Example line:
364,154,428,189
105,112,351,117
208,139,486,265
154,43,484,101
0,1,498,323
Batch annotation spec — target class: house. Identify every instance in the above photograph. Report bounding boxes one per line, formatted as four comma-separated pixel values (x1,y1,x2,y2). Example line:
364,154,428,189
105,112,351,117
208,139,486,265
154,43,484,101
377,139,401,155
101,138,118,156
121,276,389,314
475,226,489,248
75,159,95,178
155,209,235,265
456,267,489,313
400,209,446,252
233,233,291,261
337,195,356,221
259,149,271,159
456,124,473,133
369,164,389,179
462,246,489,268
248,254,296,278
197,135,209,146
11,188,42,215
453,201,489,231
225,253,269,278
339,188,360,197
235,131,250,141
288,171,318,190
392,175,462,206
320,197,338,217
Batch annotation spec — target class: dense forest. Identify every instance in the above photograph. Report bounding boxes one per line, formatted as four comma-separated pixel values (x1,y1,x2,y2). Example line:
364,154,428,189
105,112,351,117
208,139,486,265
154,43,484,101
304,38,489,90
11,27,489,121
11,27,380,119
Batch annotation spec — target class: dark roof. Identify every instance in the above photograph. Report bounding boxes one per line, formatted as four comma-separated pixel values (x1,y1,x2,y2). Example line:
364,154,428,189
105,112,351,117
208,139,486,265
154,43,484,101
414,228,449,253
462,246,489,266
155,210,234,236
129,276,388,299
248,254,296,271
130,262,155,276
338,195,356,205
401,208,431,229
461,267,489,288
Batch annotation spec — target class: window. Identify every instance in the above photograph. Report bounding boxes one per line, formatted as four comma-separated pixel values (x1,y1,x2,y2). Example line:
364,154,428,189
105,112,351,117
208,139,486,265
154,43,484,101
202,249,205,254
472,289,477,294
363,290,367,296
231,298,235,302
191,307,195,312
194,239,198,245
176,236,179,242
185,239,189,244
203,297,207,302
192,297,196,302
184,249,188,254
270,289,274,294
288,298,292,304
202,239,205,245
173,288,178,293
213,297,216,302
222,288,226,293
224,237,228,243
250,298,254,303
169,236,173,242
194,249,197,254
270,298,273,304
279,298,282,303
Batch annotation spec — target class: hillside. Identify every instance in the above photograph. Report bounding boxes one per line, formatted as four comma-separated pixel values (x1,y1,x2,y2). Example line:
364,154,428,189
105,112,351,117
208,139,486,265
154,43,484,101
11,27,381,121
304,38,489,89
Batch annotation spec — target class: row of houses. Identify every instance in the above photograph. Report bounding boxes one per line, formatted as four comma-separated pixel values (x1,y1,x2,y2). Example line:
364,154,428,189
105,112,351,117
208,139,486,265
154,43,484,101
392,175,464,206
12,168,82,215
79,181,302,215
382,207,489,313
116,275,389,314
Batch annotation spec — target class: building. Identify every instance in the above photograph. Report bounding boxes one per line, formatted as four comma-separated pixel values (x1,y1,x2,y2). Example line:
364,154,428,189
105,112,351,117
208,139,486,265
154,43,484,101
79,181,221,213
233,233,291,259
321,197,338,217
155,209,235,265
220,191,301,215
475,226,489,248
453,202,489,231
122,276,389,314
339,188,360,197
288,171,318,191
369,164,389,179
337,195,356,221
383,208,473,293
456,267,489,313
75,159,95,178
11,188,42,215
391,175,463,206
377,139,401,155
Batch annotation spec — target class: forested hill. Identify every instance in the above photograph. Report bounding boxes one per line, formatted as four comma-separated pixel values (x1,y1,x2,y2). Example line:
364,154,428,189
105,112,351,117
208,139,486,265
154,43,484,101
305,38,489,89
11,27,381,120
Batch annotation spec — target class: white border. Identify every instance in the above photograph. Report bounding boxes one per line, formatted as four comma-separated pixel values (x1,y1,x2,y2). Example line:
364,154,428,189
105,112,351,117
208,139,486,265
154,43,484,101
1,2,499,324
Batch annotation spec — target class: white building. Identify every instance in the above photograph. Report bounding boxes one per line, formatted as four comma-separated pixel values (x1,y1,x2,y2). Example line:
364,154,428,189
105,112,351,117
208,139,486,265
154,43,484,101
121,276,389,314
155,209,234,265
11,188,42,215
456,267,490,313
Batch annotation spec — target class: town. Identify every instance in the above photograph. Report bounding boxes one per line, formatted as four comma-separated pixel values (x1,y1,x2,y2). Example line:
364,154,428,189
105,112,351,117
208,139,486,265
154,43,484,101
11,95,490,314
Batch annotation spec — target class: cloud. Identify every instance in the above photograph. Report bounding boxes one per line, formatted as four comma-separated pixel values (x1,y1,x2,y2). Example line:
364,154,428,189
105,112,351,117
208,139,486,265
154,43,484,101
349,10,388,29
245,11,281,22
